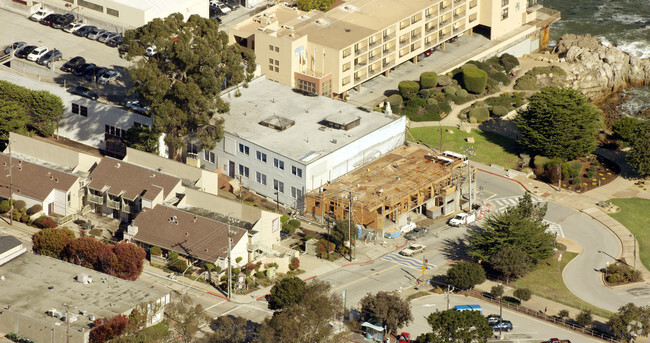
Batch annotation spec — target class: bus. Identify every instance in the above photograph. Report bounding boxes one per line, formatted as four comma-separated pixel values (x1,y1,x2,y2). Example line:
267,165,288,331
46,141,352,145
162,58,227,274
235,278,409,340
453,304,483,314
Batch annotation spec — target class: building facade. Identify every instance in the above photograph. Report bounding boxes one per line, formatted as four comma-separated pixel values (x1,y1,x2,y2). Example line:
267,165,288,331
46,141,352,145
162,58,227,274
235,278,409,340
229,0,559,98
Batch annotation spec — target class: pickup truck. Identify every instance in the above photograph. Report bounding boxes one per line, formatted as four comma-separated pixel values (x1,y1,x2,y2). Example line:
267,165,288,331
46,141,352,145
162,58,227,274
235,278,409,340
448,212,476,227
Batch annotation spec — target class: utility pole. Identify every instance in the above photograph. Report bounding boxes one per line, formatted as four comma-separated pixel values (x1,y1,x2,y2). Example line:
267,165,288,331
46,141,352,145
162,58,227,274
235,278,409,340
462,146,475,212
65,304,70,343
227,216,232,299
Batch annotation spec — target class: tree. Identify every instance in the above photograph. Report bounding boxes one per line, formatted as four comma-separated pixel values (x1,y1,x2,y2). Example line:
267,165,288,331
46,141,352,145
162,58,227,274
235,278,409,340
489,246,532,282
576,309,593,328
123,125,160,154
165,295,208,343
468,193,555,265
608,303,650,340
296,0,335,11
257,280,343,343
360,291,413,335
90,315,129,343
627,120,650,177
27,90,64,137
32,227,75,258
121,14,255,158
490,284,504,299
425,309,492,343
65,237,106,269
513,288,532,302
113,242,146,281
207,315,258,343
446,261,486,290
515,86,601,159
0,100,29,140
612,116,641,141
266,276,306,310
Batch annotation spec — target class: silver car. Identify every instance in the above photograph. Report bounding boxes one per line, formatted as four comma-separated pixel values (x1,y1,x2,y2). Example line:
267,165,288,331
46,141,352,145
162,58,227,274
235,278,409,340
97,32,119,43
86,28,106,40
97,69,121,84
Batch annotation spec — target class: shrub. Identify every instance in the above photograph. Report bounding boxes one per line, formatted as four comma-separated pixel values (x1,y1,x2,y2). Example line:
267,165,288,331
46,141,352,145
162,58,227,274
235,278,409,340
254,271,266,279
20,214,29,223
437,74,452,86
398,80,420,100
439,102,452,114
533,155,551,169
462,68,488,94
456,89,469,98
489,71,511,86
289,257,300,271
446,261,486,290
26,204,42,215
569,161,583,175
236,256,243,263
468,107,489,123
513,288,532,301
406,98,427,109
0,200,10,213
418,89,430,99
499,53,519,73
281,222,296,235
13,200,26,211
491,106,510,117
150,246,163,256
425,103,440,115
203,263,215,271
451,94,471,105
167,251,179,261
33,215,57,229
288,219,301,229
612,117,640,141
430,90,446,103
386,94,403,107
169,259,187,273
443,86,457,95
558,309,570,319
419,72,438,88
232,267,241,275
514,75,538,90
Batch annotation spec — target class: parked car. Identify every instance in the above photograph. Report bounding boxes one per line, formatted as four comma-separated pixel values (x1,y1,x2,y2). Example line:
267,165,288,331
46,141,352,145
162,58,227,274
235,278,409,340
405,227,428,240
15,45,37,59
144,45,157,57
69,86,98,100
543,339,571,343
39,13,60,26
52,13,74,29
106,35,123,48
73,25,95,37
448,212,476,227
399,244,426,257
492,320,513,332
4,41,27,55
486,314,502,325
37,49,62,65
210,1,231,14
86,28,107,40
27,46,49,62
61,56,86,72
397,332,410,343
125,100,150,115
84,66,108,82
63,22,84,33
29,9,51,22
73,63,96,76
97,32,119,43
97,70,121,84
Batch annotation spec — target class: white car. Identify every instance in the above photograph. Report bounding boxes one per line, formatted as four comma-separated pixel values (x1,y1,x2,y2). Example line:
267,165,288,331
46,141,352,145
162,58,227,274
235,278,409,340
126,100,150,115
97,70,121,84
399,244,426,257
63,22,84,33
210,1,231,14
29,9,51,22
27,46,49,62
144,45,157,57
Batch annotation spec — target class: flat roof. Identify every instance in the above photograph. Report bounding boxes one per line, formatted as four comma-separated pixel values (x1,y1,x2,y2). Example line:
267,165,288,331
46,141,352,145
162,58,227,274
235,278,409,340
220,77,398,164
0,252,166,334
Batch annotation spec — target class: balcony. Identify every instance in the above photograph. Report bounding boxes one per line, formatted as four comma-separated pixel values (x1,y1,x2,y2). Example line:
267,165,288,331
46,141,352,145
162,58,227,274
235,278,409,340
411,33,421,41
354,74,366,82
439,18,451,27
355,46,367,56
399,38,410,48
439,2,451,12
453,0,466,7
368,54,380,63
354,61,367,71
87,193,103,205
426,24,438,33
382,32,396,42
383,47,395,55
454,11,466,20
106,198,121,210
383,60,395,69
369,40,380,48
122,202,134,213
453,24,465,33
469,0,477,9
439,32,451,41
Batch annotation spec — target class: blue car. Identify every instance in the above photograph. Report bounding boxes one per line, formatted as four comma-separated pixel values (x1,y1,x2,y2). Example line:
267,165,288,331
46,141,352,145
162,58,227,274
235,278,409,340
492,320,513,332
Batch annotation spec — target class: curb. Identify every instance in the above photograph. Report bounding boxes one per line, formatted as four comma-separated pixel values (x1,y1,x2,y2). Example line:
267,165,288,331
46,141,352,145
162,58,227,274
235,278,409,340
477,168,530,192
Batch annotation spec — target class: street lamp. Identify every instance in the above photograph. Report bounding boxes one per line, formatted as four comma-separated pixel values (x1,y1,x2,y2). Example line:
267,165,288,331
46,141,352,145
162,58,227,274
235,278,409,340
630,234,637,270
182,271,208,295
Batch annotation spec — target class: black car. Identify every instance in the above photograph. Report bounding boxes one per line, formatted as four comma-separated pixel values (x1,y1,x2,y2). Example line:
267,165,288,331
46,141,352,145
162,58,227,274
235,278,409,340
61,56,86,72
69,86,98,100
15,45,37,59
106,35,123,48
73,63,96,76
84,66,108,82
52,13,74,29
73,25,95,37
39,13,60,26
405,227,429,240
37,49,63,65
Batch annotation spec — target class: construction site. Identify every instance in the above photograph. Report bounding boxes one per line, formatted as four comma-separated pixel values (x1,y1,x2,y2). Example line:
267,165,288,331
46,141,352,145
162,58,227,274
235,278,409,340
305,145,474,238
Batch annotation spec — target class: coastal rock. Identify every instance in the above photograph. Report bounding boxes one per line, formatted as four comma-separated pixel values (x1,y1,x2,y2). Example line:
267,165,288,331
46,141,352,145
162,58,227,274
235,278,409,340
553,34,650,101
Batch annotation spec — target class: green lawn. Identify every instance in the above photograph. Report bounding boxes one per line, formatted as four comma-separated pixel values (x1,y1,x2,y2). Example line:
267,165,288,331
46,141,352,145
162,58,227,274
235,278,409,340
515,252,613,319
407,127,521,169
608,198,650,271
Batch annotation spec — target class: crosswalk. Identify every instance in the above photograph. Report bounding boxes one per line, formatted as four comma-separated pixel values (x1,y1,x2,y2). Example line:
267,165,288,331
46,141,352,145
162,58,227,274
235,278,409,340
381,252,436,270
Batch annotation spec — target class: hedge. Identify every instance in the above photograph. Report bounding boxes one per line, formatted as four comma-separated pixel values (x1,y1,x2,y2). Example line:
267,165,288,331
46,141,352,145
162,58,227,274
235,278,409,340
491,106,510,117
13,200,26,211
386,94,403,107
26,204,42,215
0,200,10,213
499,53,520,73
443,86,457,95
398,81,420,100
288,219,301,229
169,259,188,273
437,75,452,86
468,107,489,123
419,72,438,89
513,75,537,90
462,68,488,94
439,102,452,114
150,246,163,256
489,71,511,86
418,89,430,99
406,98,427,108
33,215,57,229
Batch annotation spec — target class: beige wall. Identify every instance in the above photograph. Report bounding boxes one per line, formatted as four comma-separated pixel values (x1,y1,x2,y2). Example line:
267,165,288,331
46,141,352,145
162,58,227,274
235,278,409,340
180,188,263,224
7,133,100,173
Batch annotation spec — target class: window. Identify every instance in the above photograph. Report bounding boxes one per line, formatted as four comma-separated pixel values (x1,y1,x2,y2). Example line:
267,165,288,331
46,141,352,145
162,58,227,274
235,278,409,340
273,179,284,193
204,150,215,163
105,125,124,137
501,8,508,20
269,59,279,72
239,164,249,178
72,103,79,114
275,46,279,52
274,158,284,170
256,172,267,185
342,62,351,72
78,0,103,12
238,143,249,155
501,0,509,6
256,151,267,162
107,8,119,17
269,58,273,64
291,186,298,198
67,193,71,202
269,44,274,51
292,166,303,177
274,66,279,72
297,79,316,94
80,106,87,117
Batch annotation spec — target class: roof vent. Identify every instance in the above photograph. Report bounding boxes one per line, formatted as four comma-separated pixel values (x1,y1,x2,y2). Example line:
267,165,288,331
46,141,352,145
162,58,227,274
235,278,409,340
150,174,156,178
185,232,189,237
115,163,121,168
193,216,198,223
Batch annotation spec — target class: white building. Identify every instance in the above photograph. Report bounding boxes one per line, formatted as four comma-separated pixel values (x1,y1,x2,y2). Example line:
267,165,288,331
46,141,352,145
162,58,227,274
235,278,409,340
194,77,406,211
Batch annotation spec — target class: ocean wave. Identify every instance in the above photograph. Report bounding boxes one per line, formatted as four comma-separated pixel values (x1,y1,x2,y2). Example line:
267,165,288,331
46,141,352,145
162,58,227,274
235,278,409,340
611,13,649,25
617,40,650,59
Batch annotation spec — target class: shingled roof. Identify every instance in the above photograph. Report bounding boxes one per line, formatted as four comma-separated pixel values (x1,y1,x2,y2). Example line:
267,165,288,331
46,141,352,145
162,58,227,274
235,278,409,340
132,205,247,263
0,154,78,201
88,157,181,201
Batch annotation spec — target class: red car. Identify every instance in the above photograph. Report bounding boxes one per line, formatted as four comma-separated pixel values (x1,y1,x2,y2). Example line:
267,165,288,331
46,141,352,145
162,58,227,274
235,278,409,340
397,332,410,343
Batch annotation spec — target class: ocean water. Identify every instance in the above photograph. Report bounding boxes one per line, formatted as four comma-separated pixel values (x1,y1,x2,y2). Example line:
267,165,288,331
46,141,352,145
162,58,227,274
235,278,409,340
543,0,650,116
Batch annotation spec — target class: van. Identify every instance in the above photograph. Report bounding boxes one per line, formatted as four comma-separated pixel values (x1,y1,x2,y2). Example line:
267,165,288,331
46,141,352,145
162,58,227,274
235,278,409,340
453,304,482,314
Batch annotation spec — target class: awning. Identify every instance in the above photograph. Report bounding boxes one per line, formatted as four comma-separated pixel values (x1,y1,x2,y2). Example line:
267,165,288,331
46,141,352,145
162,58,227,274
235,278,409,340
361,322,384,332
